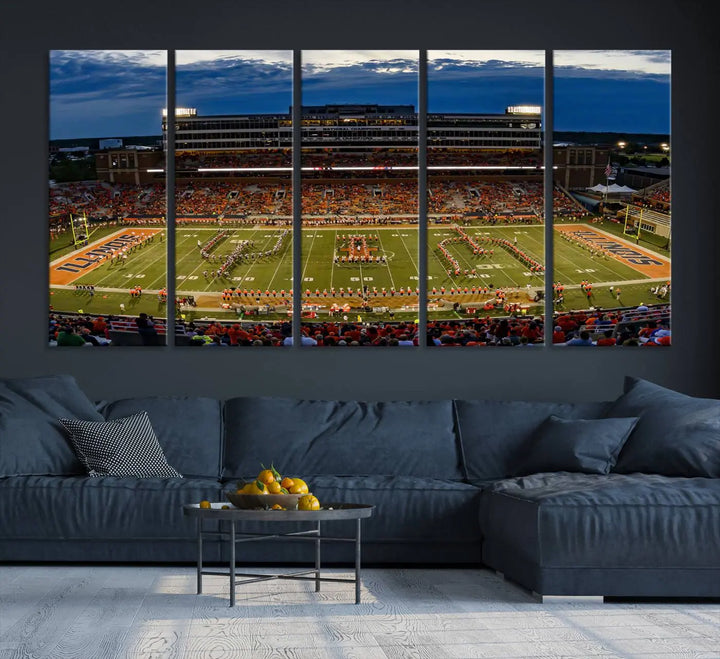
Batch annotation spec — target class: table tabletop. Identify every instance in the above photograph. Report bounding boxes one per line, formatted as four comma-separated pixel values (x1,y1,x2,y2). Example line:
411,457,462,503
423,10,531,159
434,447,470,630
183,502,374,522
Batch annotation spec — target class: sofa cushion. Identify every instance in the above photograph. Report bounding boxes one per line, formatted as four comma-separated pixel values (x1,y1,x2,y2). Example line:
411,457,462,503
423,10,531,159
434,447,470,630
59,413,183,478
0,375,103,477
223,398,461,480
515,415,639,476
454,400,610,482
102,397,223,479
609,377,720,477
478,472,720,570
2,374,103,421
0,475,222,541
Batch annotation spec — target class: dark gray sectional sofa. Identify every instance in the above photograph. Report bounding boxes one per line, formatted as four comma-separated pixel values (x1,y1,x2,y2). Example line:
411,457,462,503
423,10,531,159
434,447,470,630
1,374,719,598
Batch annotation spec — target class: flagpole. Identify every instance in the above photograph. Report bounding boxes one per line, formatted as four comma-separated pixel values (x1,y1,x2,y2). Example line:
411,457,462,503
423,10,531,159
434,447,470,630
603,157,609,210
602,156,612,213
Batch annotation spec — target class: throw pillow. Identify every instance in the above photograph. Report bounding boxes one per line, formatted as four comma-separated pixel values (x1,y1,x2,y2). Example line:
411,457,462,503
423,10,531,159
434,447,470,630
0,376,102,477
59,412,183,478
453,399,612,482
515,415,640,476
608,377,720,477
2,375,103,422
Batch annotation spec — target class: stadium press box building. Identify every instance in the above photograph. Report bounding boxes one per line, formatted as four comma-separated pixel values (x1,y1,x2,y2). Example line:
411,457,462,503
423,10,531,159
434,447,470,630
96,104,545,185
96,105,610,191
162,104,542,151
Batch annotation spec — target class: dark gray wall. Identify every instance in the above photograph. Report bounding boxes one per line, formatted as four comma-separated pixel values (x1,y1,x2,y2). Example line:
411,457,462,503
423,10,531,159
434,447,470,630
0,0,717,401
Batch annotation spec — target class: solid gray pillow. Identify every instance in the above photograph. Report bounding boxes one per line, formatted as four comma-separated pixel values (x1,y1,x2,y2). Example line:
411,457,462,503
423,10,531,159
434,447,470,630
454,399,612,481
2,375,103,421
610,377,720,477
515,415,639,476
0,375,102,477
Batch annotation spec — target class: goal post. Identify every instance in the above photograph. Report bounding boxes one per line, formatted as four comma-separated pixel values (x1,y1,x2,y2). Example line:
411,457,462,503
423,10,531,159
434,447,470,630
623,206,642,242
69,212,95,248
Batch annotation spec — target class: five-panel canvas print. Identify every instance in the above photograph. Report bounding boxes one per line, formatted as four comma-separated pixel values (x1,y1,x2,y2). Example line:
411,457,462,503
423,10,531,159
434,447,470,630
49,50,671,347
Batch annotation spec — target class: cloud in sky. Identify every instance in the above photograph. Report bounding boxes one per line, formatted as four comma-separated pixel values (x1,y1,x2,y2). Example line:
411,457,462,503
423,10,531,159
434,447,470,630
176,51,293,116
50,50,166,138
302,51,418,108
49,49,670,139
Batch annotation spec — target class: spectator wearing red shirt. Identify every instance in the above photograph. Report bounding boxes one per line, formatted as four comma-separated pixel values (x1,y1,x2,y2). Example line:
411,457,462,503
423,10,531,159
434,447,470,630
596,329,617,346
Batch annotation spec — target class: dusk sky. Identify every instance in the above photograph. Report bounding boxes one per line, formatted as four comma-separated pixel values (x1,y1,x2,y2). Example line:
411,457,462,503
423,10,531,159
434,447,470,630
49,50,671,139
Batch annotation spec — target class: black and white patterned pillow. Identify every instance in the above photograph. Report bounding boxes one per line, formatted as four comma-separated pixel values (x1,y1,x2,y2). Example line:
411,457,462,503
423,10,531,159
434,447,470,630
59,412,183,478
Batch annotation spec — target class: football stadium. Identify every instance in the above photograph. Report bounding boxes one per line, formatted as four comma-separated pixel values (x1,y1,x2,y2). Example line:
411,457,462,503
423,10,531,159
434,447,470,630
49,104,671,346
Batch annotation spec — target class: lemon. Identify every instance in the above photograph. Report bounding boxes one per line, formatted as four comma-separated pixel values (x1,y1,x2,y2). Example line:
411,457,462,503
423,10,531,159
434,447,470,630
199,500,211,509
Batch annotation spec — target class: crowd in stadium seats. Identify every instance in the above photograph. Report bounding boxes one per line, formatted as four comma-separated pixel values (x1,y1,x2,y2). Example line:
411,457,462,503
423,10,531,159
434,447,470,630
50,300,669,347
176,183,232,216
49,313,115,346
178,305,669,347
632,182,671,211
50,180,587,224
173,148,541,171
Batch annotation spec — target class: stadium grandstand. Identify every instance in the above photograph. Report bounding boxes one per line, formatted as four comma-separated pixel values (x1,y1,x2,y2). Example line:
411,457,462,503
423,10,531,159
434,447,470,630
50,303,671,347
49,103,671,346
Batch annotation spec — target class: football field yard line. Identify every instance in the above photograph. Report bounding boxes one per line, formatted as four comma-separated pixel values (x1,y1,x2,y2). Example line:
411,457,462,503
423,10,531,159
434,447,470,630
88,242,165,289
515,228,544,264
137,244,170,290
554,242,612,281
176,228,224,291
396,230,419,280
265,233,292,291
84,262,126,289
330,229,338,291
300,229,319,286
375,230,397,290
176,230,228,293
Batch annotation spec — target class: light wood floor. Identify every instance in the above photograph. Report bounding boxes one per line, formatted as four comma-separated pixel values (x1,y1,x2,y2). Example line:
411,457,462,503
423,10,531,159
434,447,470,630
1,566,719,658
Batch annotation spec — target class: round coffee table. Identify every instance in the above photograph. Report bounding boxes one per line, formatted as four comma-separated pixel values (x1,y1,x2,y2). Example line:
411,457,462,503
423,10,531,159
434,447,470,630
183,502,375,606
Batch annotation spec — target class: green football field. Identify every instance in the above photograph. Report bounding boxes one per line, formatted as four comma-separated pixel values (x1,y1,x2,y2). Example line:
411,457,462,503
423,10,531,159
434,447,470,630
49,222,670,321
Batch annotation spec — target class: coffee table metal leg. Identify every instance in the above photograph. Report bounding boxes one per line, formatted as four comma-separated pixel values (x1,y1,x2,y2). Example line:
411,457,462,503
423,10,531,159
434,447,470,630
229,520,236,607
196,517,203,595
355,518,362,604
315,521,321,592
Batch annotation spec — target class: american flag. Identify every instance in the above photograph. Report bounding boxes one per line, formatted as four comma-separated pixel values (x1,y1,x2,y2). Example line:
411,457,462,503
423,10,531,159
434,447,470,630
604,161,613,178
